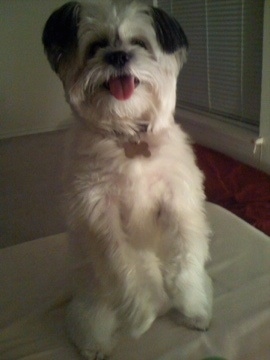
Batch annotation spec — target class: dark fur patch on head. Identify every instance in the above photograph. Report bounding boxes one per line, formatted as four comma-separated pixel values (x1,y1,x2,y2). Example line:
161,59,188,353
42,1,81,72
150,7,188,54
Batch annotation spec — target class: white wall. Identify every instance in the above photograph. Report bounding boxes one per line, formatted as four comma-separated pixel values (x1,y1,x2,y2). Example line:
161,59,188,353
0,0,71,138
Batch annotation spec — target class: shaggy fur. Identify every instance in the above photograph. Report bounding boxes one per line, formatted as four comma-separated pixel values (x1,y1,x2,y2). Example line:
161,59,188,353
43,1,213,358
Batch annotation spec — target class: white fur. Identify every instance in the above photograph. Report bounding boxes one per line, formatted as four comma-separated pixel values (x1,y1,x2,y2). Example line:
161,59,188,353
44,1,213,359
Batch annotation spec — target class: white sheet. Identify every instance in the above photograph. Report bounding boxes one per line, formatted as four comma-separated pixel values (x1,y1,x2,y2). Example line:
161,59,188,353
0,203,269,360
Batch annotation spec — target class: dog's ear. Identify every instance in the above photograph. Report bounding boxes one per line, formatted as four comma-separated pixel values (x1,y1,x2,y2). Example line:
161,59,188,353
150,7,188,54
42,1,81,72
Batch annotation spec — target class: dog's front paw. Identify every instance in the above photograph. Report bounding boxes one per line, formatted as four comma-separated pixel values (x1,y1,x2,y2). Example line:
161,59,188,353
180,298,212,331
82,349,109,360
183,313,211,331
170,308,211,332
119,284,162,338
130,308,156,338
120,297,157,338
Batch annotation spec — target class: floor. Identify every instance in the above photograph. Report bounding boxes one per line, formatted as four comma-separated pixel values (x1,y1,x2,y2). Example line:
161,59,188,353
0,130,68,248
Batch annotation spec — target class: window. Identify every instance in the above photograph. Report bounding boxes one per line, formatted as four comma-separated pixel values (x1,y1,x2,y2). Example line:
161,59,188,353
156,0,270,173
158,0,264,130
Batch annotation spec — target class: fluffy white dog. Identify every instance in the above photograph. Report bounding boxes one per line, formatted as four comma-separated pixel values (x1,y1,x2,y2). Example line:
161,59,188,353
43,1,213,358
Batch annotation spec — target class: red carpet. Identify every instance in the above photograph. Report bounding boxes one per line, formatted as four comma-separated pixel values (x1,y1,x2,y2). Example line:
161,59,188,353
194,144,270,236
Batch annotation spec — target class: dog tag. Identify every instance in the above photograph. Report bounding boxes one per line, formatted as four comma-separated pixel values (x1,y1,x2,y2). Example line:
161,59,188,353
123,141,151,159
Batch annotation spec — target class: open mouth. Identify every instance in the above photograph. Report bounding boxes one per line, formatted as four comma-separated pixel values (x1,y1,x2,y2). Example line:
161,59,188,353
104,75,140,101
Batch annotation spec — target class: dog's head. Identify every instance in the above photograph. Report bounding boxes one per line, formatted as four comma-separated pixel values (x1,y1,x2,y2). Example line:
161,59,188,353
43,0,188,136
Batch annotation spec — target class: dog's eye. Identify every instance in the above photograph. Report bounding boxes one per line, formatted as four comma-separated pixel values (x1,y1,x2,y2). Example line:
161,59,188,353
88,39,109,58
131,38,147,50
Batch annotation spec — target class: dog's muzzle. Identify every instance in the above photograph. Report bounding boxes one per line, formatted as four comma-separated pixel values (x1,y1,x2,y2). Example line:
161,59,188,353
104,51,139,101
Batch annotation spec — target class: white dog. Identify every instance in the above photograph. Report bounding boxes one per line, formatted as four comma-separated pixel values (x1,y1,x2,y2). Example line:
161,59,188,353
43,1,213,358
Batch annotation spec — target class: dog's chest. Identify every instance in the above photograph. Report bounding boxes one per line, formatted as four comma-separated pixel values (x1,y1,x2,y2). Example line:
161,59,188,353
76,132,181,229
115,144,173,236
117,162,168,248
118,142,168,198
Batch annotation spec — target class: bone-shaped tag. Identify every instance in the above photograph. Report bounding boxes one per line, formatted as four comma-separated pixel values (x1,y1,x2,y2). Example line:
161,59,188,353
123,141,151,159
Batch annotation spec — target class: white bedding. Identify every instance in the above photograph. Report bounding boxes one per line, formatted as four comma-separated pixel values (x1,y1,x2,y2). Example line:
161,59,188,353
0,203,269,360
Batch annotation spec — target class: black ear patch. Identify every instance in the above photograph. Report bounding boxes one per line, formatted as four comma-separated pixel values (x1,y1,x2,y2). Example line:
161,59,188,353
151,7,188,54
42,1,81,72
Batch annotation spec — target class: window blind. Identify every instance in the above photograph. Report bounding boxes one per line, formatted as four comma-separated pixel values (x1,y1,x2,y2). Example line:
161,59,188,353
158,0,264,128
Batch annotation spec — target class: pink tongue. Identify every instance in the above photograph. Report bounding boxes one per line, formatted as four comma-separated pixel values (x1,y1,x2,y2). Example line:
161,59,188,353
108,76,135,100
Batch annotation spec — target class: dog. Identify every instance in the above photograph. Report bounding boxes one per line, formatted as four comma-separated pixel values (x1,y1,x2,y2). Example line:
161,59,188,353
43,1,213,358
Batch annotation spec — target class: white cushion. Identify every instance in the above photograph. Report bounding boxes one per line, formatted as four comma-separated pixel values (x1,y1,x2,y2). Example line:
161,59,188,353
0,203,269,359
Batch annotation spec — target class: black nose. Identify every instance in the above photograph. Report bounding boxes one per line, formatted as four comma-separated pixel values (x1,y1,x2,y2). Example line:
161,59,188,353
104,51,131,69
